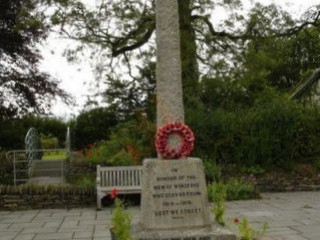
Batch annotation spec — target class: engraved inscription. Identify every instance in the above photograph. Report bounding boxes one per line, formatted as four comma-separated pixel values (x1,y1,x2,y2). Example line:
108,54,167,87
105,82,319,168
151,167,204,220
141,159,211,229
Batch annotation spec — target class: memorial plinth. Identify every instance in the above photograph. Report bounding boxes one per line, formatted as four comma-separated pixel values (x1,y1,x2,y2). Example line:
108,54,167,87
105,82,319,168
131,158,236,240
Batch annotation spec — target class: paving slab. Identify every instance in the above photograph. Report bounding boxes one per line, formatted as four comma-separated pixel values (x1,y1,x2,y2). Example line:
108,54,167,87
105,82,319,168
0,192,319,240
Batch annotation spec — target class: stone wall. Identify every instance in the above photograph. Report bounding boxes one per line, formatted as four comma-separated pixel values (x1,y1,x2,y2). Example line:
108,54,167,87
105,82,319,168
256,176,320,192
0,185,96,210
254,165,320,192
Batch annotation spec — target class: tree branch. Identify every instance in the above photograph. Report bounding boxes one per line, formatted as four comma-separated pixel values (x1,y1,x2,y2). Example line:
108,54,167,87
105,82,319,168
111,21,155,57
192,11,320,42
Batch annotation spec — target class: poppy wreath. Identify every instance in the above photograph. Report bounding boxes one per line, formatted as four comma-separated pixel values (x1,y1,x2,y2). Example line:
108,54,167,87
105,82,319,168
155,122,195,159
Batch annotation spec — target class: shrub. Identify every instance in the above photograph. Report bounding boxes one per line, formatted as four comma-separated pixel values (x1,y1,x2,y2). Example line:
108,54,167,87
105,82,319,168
81,118,156,166
207,179,258,202
235,217,268,240
112,198,134,240
0,115,68,150
40,134,59,149
196,99,320,171
204,160,222,183
208,182,226,226
225,178,256,201
0,151,14,185
73,108,118,150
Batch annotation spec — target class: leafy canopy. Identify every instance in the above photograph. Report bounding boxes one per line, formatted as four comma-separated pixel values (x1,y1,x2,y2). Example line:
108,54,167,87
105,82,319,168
0,0,71,118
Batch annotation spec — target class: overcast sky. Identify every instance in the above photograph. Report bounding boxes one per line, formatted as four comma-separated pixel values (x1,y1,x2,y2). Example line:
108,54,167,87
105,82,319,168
39,0,320,120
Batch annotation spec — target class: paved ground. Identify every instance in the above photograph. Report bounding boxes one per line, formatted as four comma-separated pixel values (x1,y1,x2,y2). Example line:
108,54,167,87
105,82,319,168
1,192,320,240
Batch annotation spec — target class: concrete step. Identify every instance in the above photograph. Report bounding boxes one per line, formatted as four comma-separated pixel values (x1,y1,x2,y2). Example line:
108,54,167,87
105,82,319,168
27,177,65,185
33,160,64,167
30,160,64,177
31,169,63,177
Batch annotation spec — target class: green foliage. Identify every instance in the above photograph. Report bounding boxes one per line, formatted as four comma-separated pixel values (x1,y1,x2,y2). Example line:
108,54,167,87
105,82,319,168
73,108,118,150
0,115,68,150
236,217,268,240
225,179,256,201
0,0,71,117
208,179,258,202
196,97,320,170
73,176,95,188
244,165,265,175
84,117,156,166
0,151,14,185
208,182,226,226
42,151,67,160
40,134,59,149
313,159,320,171
112,198,134,240
204,160,222,183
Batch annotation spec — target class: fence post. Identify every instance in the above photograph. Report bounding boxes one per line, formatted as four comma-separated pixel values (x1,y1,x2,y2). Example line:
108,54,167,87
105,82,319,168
61,156,64,179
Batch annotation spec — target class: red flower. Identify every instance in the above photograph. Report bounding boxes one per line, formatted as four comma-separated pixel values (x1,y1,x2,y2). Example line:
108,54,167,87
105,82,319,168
110,188,118,199
87,151,92,158
112,188,118,196
101,139,105,143
88,144,94,149
234,218,240,224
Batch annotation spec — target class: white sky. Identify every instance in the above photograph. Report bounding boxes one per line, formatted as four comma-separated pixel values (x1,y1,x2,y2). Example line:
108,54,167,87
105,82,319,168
39,0,320,120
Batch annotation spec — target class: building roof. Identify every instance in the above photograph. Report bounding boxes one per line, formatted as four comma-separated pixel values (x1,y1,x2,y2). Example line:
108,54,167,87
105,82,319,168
290,68,320,100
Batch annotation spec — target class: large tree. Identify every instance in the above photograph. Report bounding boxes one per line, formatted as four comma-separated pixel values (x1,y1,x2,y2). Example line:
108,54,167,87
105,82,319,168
46,0,320,116
0,0,71,118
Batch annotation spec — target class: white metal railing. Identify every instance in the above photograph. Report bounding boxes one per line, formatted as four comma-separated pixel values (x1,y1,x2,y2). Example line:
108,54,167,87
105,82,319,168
6,148,68,185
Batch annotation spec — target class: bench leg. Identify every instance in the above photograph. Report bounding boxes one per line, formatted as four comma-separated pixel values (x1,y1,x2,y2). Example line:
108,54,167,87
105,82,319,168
97,191,102,210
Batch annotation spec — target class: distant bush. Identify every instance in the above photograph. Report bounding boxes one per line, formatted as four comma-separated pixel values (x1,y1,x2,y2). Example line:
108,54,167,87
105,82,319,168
0,115,68,150
79,117,156,166
73,108,118,150
0,151,13,185
195,99,320,171
40,134,59,149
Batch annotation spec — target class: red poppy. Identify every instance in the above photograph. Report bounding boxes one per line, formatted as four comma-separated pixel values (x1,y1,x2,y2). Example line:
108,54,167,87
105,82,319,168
110,188,118,199
111,188,118,196
87,151,92,158
234,218,240,224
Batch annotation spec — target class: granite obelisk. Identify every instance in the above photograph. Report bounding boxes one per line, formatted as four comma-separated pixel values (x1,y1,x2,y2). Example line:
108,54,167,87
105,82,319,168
156,0,184,128
130,1,236,239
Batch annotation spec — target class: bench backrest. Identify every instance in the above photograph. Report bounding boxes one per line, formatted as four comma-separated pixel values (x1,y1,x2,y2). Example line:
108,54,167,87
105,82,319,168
97,165,143,188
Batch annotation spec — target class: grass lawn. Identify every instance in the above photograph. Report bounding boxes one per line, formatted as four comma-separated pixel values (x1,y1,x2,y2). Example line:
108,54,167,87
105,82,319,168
42,151,67,160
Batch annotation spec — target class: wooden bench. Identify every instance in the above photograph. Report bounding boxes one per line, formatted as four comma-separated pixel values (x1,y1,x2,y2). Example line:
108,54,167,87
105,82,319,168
96,165,143,209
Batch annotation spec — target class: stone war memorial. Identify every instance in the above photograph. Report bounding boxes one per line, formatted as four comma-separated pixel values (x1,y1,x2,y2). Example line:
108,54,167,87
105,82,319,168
129,0,236,239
